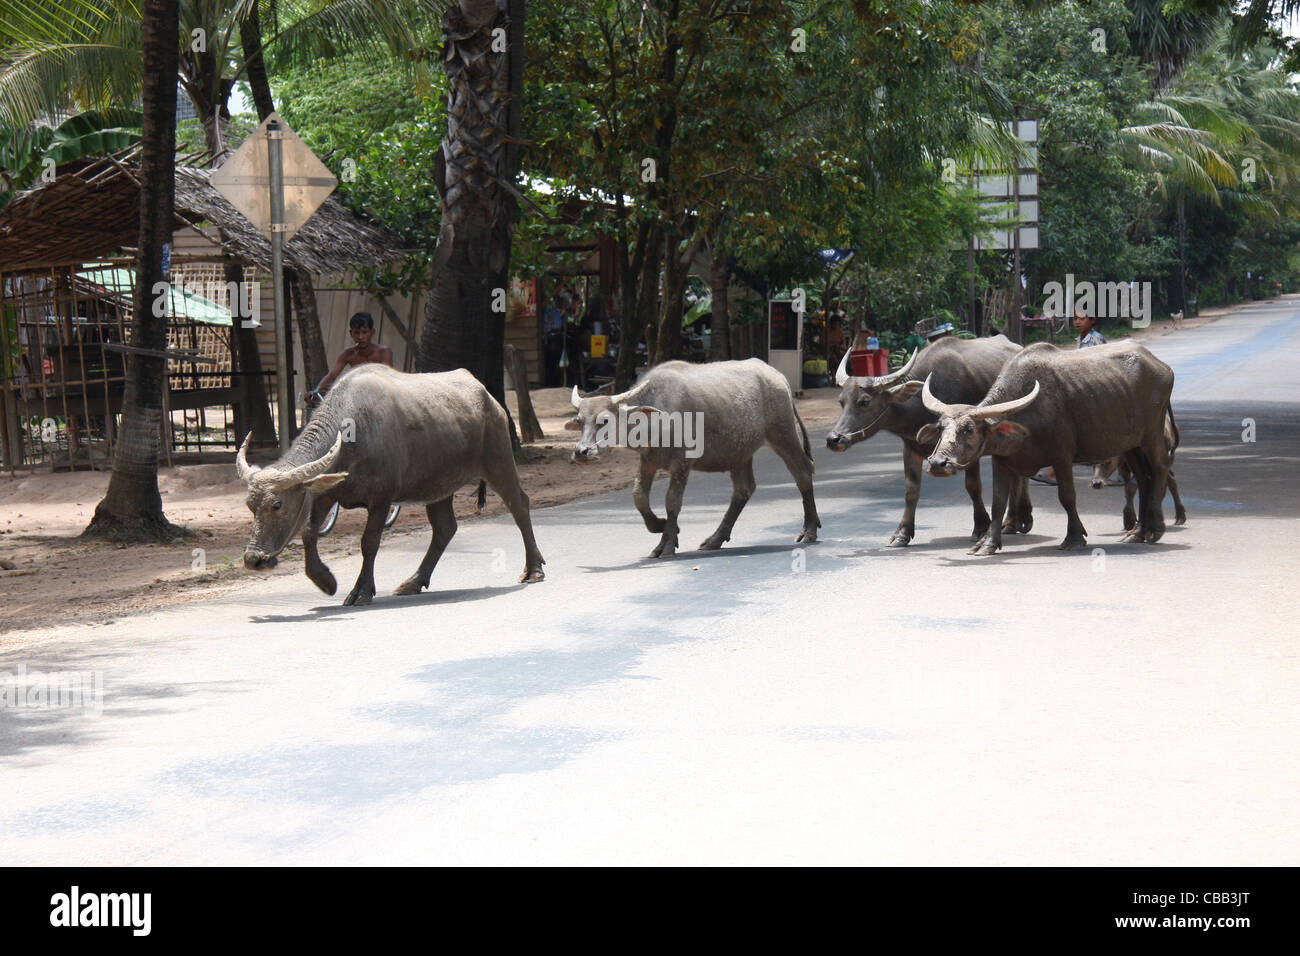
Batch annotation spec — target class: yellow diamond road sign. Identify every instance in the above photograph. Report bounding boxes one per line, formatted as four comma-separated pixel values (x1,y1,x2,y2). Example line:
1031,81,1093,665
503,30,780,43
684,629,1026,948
210,113,337,242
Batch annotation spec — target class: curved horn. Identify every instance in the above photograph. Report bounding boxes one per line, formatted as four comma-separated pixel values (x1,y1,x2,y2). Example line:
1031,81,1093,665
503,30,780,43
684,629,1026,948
834,349,852,387
920,374,957,417
265,432,345,490
235,432,259,482
970,380,1041,420
867,348,919,388
571,384,583,408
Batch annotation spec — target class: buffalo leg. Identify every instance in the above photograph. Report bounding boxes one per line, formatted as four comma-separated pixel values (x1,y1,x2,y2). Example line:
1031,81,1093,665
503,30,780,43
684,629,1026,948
1169,470,1187,525
700,458,756,550
633,458,666,533
769,435,820,544
1056,461,1088,550
1137,437,1170,543
651,463,689,557
964,459,991,541
1119,460,1138,531
972,460,1011,556
889,447,924,547
344,502,390,606
1011,475,1033,533
482,462,546,583
394,498,457,595
303,495,337,595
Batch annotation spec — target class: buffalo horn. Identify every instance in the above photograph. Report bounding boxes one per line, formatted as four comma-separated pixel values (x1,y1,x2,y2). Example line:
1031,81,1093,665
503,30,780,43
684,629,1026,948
920,374,957,417
265,433,345,491
970,380,1041,420
235,432,259,482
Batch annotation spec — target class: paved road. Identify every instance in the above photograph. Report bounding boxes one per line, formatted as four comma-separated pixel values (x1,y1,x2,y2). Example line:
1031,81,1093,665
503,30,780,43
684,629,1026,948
3,301,1297,865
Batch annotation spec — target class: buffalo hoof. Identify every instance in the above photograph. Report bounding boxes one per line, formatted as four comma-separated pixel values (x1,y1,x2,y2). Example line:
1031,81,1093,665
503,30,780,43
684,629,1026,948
887,532,913,548
651,537,678,558
394,577,427,596
644,516,667,534
1017,515,1033,534
343,586,375,606
519,567,545,583
1122,509,1137,531
1174,511,1187,526
699,536,726,550
1120,526,1145,543
973,541,1001,557
308,566,337,596
1058,535,1088,551
796,529,818,544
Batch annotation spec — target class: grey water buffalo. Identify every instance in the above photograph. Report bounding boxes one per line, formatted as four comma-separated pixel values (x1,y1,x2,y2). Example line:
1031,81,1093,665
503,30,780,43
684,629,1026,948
918,341,1175,555
238,365,545,605
568,358,819,556
824,336,1033,546
1092,408,1186,529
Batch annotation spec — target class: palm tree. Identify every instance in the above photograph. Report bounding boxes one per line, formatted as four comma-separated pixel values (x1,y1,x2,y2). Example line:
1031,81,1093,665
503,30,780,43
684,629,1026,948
1119,31,1300,310
417,0,522,417
83,0,184,540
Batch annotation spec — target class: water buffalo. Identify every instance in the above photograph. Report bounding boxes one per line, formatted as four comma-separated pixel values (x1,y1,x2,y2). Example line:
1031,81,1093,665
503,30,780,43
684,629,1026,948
824,336,1033,546
918,341,1175,555
237,365,545,605
1091,408,1186,529
568,358,819,556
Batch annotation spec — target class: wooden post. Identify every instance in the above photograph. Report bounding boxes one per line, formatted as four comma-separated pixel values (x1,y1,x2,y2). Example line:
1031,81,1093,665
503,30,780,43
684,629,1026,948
504,344,543,444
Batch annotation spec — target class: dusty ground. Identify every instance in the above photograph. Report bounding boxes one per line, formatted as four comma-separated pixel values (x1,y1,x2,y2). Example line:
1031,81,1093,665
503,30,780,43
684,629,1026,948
0,385,841,639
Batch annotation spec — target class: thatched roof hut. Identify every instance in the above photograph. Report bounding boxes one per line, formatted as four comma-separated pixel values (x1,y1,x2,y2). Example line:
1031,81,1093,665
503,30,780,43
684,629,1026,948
0,155,412,273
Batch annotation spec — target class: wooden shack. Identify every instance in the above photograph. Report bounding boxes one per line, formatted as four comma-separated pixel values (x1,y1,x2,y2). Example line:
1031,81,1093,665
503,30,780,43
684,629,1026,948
0,155,407,470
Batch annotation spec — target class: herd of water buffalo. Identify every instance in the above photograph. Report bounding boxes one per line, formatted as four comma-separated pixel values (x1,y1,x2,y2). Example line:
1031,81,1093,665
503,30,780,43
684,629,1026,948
235,336,1183,605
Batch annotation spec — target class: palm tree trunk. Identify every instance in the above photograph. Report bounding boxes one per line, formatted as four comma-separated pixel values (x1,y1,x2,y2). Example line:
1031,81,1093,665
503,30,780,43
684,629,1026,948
419,0,524,415
1174,193,1187,312
708,246,731,361
84,0,183,541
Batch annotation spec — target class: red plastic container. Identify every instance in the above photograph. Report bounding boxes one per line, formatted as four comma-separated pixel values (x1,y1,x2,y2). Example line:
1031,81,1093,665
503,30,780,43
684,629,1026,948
848,349,890,377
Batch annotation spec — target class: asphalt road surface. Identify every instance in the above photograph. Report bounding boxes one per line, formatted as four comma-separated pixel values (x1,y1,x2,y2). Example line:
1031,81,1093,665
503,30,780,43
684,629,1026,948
3,300,1297,865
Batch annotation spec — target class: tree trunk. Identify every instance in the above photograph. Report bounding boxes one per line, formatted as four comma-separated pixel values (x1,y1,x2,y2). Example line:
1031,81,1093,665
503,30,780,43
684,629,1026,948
287,268,328,390
1173,193,1187,313
652,225,694,365
505,344,543,443
239,8,276,120
613,219,652,391
708,247,731,361
84,0,183,541
419,0,524,416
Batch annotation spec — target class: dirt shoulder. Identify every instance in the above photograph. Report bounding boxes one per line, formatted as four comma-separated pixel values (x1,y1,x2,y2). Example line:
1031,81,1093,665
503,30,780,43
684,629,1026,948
0,386,842,644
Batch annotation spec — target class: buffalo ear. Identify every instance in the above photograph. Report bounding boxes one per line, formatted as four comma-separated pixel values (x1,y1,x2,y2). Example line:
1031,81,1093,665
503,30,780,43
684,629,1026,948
916,423,940,445
889,380,924,402
563,417,582,432
985,420,1030,455
305,472,349,494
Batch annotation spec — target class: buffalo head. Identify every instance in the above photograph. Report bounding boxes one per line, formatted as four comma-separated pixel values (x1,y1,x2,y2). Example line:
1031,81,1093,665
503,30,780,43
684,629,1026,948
825,349,921,451
914,376,1039,477
237,432,348,568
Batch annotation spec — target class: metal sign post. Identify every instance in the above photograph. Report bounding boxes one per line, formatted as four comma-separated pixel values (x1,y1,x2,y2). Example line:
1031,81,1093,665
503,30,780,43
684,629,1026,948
210,112,337,454
267,120,291,454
